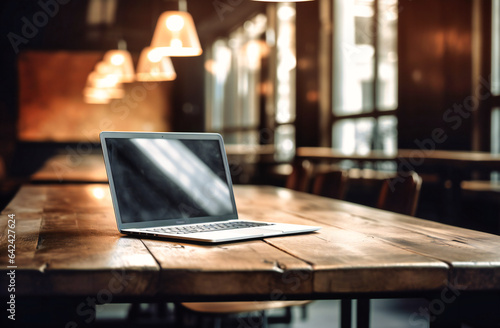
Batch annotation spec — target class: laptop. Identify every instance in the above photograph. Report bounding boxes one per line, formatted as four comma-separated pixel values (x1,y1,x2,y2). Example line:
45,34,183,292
100,131,320,243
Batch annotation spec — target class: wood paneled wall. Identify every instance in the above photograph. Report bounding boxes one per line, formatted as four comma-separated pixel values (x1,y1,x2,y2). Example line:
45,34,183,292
295,1,321,147
398,0,474,150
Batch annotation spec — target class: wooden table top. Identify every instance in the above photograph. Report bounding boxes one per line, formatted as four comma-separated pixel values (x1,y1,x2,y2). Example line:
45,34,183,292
1,184,500,301
30,153,108,183
297,147,500,169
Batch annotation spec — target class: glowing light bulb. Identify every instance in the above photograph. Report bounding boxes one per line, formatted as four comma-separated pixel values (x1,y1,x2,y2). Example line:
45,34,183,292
277,6,295,21
151,11,202,56
110,54,125,66
102,74,119,87
166,15,184,31
92,187,105,199
147,48,162,63
170,38,183,48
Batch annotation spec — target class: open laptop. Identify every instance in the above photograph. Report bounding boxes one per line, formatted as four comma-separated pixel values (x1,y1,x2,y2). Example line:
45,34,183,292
100,131,320,243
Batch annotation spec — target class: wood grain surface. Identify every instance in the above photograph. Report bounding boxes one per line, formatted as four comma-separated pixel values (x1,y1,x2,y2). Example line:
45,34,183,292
1,184,500,301
30,154,108,183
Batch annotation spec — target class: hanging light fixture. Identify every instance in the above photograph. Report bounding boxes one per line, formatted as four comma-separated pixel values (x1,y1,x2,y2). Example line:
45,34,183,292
136,47,177,81
87,69,120,89
83,63,125,104
83,83,125,104
83,87,112,104
101,49,135,82
150,0,202,57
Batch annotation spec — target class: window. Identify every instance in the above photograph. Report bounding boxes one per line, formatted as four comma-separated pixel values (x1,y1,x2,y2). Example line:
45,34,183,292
492,0,500,96
205,4,297,162
491,0,500,180
332,0,398,161
205,14,268,145
274,3,296,162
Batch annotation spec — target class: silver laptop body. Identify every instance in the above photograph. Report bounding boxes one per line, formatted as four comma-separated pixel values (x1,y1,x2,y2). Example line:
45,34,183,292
100,131,320,243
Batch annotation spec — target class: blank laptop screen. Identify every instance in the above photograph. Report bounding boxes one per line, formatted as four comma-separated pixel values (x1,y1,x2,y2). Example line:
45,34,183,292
105,137,236,224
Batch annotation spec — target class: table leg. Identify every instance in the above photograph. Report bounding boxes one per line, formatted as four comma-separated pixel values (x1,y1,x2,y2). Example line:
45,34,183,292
357,298,370,328
428,300,460,328
341,299,352,328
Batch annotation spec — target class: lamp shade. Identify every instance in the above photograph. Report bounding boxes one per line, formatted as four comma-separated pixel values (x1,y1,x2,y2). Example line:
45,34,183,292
86,70,120,89
102,49,135,82
150,11,202,57
83,88,111,104
83,67,125,104
84,86,124,99
136,47,177,81
83,84,125,102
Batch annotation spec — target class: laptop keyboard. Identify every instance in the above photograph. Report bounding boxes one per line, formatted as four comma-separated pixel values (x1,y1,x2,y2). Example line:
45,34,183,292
147,221,273,235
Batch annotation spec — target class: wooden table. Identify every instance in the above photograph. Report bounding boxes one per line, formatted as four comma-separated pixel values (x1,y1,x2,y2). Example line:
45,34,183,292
29,145,276,184
297,147,500,176
297,147,500,221
297,147,500,172
30,153,108,183
1,184,500,326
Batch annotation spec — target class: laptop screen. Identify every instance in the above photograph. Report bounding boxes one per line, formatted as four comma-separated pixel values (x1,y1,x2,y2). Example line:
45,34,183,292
104,136,237,225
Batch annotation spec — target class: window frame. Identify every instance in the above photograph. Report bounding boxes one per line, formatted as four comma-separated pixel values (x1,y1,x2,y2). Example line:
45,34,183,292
330,0,398,155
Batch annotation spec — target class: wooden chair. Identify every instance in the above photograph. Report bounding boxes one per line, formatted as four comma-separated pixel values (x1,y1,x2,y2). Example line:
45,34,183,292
312,168,349,200
285,160,314,192
377,171,422,216
342,169,396,208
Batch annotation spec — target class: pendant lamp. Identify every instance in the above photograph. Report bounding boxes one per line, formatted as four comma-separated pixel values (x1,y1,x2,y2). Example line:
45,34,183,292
136,47,177,81
87,69,120,89
83,64,125,104
83,84,125,103
150,0,202,57
102,48,135,82
83,88,112,104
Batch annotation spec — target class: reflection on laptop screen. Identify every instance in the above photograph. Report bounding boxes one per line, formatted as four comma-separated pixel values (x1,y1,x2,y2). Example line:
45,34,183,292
105,138,236,223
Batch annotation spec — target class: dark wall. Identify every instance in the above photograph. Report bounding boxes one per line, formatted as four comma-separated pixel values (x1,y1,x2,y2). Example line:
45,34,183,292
0,0,225,173
398,0,474,151
0,0,268,146
0,0,486,163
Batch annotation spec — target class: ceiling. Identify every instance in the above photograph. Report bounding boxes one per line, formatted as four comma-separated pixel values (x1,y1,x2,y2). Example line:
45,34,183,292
0,0,267,52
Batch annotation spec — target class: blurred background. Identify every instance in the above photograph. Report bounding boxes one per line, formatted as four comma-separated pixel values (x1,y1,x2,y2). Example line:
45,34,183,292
0,0,499,234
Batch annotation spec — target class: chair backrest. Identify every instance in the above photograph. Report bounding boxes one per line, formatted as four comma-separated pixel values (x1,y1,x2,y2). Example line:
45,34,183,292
286,160,314,192
377,171,422,216
312,169,348,200
343,169,395,208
